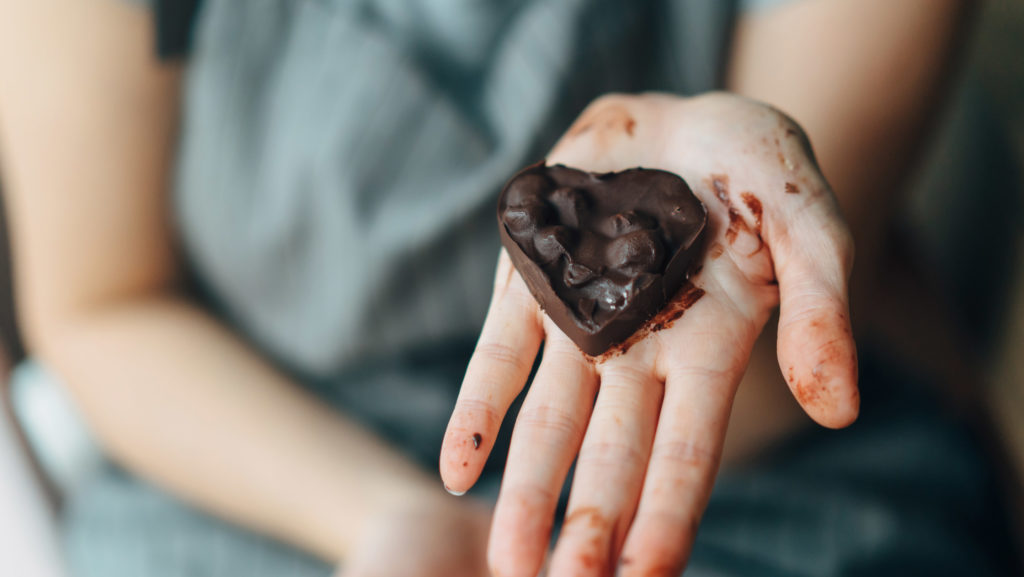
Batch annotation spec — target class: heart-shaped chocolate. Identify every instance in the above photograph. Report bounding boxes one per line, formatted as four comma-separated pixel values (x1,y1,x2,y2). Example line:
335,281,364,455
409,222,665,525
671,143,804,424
497,163,707,355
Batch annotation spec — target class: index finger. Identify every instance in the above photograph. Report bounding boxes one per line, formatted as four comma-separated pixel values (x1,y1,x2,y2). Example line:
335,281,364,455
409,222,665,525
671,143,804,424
440,250,544,494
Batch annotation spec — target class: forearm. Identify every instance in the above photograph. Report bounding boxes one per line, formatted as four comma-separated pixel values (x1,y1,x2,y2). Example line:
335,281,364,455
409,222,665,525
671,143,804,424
720,0,974,458
33,294,440,562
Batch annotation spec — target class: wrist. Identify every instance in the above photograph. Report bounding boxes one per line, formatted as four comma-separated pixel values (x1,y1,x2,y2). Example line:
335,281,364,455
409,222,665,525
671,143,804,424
315,456,460,561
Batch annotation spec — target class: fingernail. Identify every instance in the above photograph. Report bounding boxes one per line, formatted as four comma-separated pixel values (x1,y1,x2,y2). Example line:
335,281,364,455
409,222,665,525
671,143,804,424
444,485,466,497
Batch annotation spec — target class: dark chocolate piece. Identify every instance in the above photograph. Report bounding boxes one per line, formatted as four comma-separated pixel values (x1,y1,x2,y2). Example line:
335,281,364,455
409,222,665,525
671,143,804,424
498,163,707,355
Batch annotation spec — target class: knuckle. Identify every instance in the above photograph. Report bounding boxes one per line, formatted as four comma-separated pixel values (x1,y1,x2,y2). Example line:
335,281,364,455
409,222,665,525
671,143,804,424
517,403,586,443
778,295,842,334
665,363,735,386
577,439,646,469
496,482,560,532
452,398,503,431
504,480,560,511
472,341,531,377
598,363,652,389
650,439,717,472
540,338,592,374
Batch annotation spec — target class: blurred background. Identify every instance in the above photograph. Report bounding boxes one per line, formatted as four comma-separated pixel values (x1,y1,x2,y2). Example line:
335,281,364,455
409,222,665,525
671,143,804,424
1,0,1023,575
975,0,1024,488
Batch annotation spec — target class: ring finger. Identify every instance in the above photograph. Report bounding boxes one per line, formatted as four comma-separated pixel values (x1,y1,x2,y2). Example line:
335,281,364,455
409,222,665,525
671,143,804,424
548,352,663,576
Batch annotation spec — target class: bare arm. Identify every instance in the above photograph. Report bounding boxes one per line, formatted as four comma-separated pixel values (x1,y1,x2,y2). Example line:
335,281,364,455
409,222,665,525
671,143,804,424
729,0,975,309
721,0,975,461
0,0,444,561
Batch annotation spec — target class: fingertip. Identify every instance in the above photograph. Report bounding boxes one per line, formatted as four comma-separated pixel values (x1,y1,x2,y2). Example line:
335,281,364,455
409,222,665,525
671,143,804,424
438,464,475,497
819,400,859,429
800,382,858,429
439,423,494,493
807,362,860,429
444,486,466,497
781,335,859,430
438,467,476,497
778,297,860,429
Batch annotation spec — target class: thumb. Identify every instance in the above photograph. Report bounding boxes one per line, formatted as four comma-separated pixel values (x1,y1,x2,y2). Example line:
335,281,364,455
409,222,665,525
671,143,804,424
772,193,859,428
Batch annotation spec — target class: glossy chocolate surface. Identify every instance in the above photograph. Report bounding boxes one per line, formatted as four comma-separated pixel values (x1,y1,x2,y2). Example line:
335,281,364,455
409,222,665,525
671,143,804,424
498,163,707,355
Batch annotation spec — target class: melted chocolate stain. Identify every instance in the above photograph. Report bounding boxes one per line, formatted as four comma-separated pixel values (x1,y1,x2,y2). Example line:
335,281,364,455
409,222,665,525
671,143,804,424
740,192,763,230
720,191,764,256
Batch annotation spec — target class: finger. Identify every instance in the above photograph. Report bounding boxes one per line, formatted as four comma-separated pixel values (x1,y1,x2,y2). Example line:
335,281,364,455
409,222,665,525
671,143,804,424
487,328,598,577
441,250,544,493
771,192,859,429
547,355,663,577
618,297,754,577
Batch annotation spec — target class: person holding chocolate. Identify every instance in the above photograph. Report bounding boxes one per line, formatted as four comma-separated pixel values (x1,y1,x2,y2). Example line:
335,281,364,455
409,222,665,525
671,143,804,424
0,0,1012,576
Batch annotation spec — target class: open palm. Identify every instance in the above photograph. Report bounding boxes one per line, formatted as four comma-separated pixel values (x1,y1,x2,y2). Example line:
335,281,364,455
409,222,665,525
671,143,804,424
440,92,859,577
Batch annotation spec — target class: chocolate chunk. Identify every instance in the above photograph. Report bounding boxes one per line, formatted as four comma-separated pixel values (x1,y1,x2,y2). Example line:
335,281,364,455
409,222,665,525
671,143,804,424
505,173,551,207
577,297,598,322
605,210,656,236
606,229,665,275
533,225,574,264
503,200,550,235
564,263,598,287
498,162,707,355
549,186,588,228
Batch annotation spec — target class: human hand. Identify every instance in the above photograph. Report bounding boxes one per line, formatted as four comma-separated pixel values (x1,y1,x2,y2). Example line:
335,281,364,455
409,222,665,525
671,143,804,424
440,92,859,577
334,496,491,577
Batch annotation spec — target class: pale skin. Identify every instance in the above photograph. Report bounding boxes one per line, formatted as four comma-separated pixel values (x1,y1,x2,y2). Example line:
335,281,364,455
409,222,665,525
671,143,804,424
441,92,857,577
0,0,971,576
445,0,974,575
